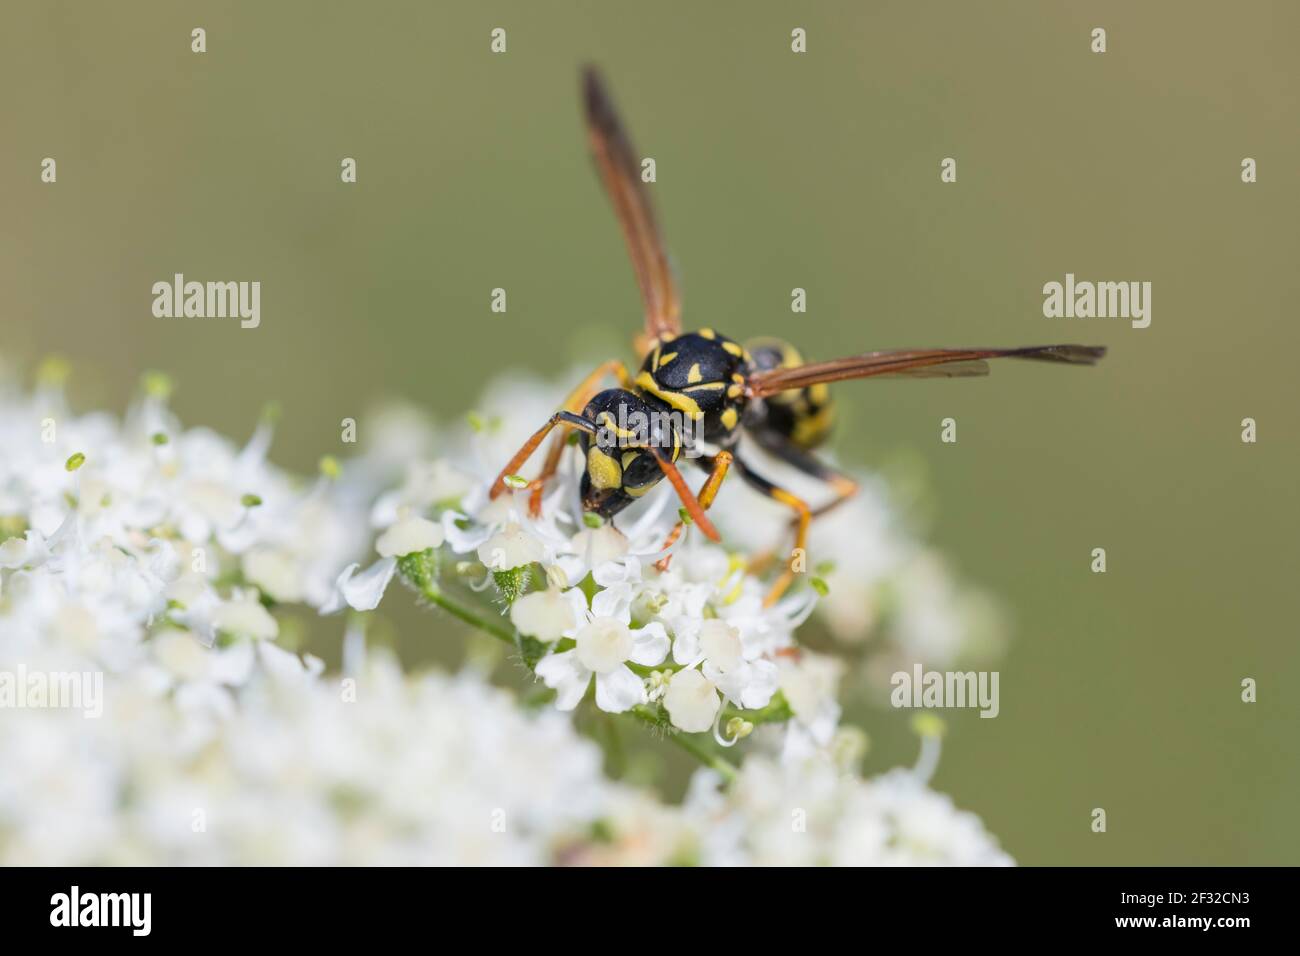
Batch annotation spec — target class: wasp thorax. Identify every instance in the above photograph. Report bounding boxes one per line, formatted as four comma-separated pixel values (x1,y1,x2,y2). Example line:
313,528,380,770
633,329,751,448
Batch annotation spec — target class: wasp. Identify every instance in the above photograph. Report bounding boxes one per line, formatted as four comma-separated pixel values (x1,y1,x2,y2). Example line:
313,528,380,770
491,67,1105,605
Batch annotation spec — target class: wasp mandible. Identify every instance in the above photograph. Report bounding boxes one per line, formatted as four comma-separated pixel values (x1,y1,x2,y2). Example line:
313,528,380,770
491,67,1106,605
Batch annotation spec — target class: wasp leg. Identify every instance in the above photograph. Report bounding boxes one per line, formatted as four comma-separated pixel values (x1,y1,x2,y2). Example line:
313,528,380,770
489,411,597,500
652,451,721,542
748,428,859,521
729,456,811,607
526,360,633,516
741,430,858,577
654,451,733,571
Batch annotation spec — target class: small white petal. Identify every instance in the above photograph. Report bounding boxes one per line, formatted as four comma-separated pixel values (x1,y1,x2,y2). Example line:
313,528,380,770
376,513,445,558
590,583,633,622
509,587,577,643
670,617,702,666
242,548,304,603
441,510,492,553
628,621,670,667
535,650,591,710
664,668,721,733
257,641,310,683
477,521,545,571
572,525,630,568
594,665,646,713
212,595,279,640
699,619,743,670
574,618,635,674
330,557,398,613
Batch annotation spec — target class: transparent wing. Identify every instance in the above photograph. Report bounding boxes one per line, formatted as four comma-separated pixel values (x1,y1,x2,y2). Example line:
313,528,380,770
583,66,681,345
746,345,1106,397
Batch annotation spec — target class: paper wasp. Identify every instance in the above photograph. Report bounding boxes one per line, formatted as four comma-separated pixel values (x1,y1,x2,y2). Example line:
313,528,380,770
491,67,1105,604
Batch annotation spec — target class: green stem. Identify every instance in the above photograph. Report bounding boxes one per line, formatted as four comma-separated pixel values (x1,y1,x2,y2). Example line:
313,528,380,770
631,706,738,782
426,586,517,645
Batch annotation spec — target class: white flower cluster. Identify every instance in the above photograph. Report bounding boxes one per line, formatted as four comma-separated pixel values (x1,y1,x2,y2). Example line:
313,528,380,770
686,756,1013,866
0,650,700,865
0,370,373,718
0,365,1012,865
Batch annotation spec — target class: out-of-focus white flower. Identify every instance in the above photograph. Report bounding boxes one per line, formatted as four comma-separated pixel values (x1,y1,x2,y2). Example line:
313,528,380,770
0,655,696,865
684,756,1013,866
778,652,844,759
213,592,278,640
536,618,668,713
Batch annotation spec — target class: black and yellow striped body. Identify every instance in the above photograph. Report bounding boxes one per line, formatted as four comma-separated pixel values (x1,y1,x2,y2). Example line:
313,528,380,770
742,337,835,450
633,329,751,449
577,389,682,519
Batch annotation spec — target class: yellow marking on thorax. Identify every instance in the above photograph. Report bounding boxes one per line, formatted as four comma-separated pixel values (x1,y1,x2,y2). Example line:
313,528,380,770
722,340,743,357
658,351,678,366
635,371,702,419
687,363,703,384
698,328,716,339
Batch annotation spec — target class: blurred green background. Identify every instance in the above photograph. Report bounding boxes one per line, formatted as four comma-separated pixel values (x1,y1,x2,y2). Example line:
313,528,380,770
4,0,1297,865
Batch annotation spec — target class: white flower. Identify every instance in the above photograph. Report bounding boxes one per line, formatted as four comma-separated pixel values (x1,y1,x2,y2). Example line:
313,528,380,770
375,510,445,558
323,510,447,614
323,558,397,613
535,618,668,713
509,586,585,643
0,366,1015,866
684,756,1013,866
212,592,278,640
663,667,720,732
672,618,779,712
242,548,303,603
477,521,545,571
778,652,844,759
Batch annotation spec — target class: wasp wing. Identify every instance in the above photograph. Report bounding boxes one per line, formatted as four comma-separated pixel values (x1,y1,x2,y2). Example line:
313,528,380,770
583,66,681,346
746,345,1106,397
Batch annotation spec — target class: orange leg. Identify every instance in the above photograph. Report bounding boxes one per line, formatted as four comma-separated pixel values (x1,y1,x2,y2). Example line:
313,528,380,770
762,486,811,607
653,455,720,542
747,474,858,572
654,451,732,570
725,455,814,606
489,412,596,500
809,475,858,520
490,361,629,504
